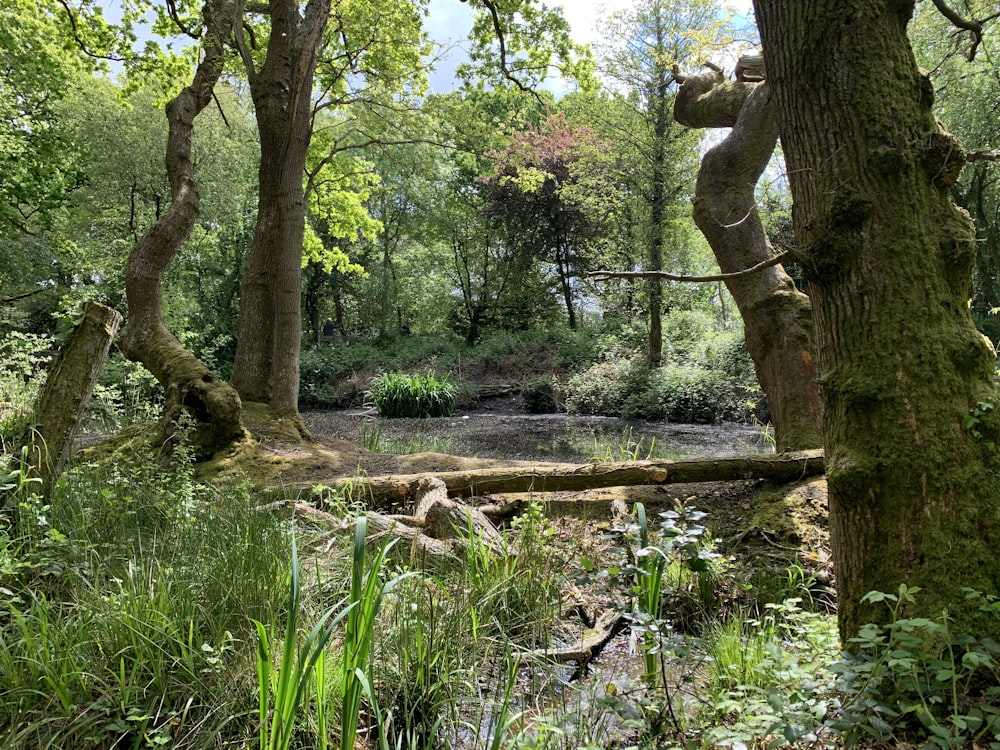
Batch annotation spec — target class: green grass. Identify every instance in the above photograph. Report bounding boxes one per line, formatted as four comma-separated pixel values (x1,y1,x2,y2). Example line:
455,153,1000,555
12,441,989,750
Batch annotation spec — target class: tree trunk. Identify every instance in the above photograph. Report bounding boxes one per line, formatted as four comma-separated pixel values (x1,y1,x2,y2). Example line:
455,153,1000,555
229,0,330,427
296,450,824,504
117,2,247,457
674,72,822,453
27,301,121,498
646,46,671,368
755,0,1000,641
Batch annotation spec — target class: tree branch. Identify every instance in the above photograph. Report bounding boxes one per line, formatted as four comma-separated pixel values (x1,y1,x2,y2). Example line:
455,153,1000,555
54,0,125,62
588,251,794,284
465,0,545,104
166,0,201,39
0,288,46,306
929,0,985,60
967,151,1000,163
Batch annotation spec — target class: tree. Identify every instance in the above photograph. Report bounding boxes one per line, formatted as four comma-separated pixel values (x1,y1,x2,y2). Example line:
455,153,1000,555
0,1,87,237
753,0,1000,640
670,66,823,452
598,0,719,365
229,0,427,423
480,113,610,329
117,0,247,454
910,2,1000,337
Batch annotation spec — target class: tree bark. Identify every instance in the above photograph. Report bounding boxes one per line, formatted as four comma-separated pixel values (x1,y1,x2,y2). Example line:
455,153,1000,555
117,1,247,457
754,0,1000,641
229,0,330,430
27,301,121,498
300,450,824,504
674,71,822,452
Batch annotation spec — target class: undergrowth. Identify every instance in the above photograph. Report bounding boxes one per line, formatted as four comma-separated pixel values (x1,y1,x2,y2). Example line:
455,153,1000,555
2,441,997,749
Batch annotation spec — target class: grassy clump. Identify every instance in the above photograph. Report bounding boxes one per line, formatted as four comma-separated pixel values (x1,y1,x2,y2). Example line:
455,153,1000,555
0,451,292,749
368,371,457,418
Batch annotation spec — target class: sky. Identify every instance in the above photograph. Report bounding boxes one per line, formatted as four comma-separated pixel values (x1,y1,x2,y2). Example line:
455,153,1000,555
422,0,756,93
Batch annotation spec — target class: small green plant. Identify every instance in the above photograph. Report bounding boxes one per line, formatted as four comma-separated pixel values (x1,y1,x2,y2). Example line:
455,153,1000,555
631,502,668,688
460,502,562,647
588,427,657,463
828,585,1000,748
251,534,352,750
367,371,457,418
361,419,383,452
340,516,415,750
701,599,840,749
966,399,997,450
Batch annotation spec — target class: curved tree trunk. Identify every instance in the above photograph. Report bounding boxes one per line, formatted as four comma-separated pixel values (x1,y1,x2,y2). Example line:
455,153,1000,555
755,0,1000,641
229,0,330,435
117,1,247,457
675,71,822,452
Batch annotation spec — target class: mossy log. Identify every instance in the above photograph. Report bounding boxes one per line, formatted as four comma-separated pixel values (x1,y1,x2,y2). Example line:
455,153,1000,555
307,450,824,505
525,609,625,667
28,301,122,498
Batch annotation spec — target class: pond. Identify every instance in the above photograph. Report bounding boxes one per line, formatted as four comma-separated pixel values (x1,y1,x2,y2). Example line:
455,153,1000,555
303,408,773,463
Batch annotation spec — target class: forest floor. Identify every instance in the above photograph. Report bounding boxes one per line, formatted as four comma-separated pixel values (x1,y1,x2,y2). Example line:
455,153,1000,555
73,396,837,747
192,397,833,603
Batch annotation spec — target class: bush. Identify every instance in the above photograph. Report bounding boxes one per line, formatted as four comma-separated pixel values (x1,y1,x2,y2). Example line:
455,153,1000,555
522,377,561,414
368,371,457,418
563,358,636,416
564,358,751,423
654,365,736,423
0,332,54,447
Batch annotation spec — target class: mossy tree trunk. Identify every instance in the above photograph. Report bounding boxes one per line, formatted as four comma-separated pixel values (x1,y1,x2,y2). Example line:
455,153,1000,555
28,301,121,498
228,0,329,437
755,0,1000,641
674,71,823,452
117,0,247,457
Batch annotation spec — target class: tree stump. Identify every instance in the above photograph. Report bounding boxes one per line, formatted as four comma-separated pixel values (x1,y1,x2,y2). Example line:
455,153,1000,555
27,301,122,498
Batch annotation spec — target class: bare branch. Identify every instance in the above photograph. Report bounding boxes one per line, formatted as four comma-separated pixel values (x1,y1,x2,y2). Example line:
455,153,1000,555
589,251,794,284
930,0,984,59
967,151,1000,163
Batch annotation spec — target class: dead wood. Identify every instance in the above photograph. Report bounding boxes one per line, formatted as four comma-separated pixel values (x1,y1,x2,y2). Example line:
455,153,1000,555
525,609,625,666
304,450,824,505
290,475,508,571
27,301,122,498
293,501,460,570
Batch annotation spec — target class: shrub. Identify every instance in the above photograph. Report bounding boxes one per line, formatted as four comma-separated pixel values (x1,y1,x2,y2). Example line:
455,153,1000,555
828,585,1000,747
654,365,736,424
522,377,561,414
368,371,457,418
563,358,636,416
564,358,750,423
0,332,53,447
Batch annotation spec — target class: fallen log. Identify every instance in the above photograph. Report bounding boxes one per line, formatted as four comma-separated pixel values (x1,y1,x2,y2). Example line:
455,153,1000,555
524,609,625,667
294,502,460,570
291,476,506,571
302,450,824,505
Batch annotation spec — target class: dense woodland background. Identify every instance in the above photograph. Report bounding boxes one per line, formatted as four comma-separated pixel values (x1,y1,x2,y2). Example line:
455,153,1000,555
4,0,1000,748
